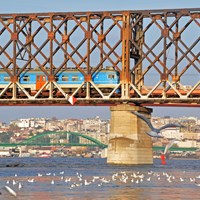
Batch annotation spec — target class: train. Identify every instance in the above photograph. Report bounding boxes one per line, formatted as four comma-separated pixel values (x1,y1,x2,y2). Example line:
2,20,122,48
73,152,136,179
0,67,120,98
0,67,199,99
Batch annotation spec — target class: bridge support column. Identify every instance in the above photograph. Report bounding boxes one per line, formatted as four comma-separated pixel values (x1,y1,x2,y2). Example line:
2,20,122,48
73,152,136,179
107,105,153,165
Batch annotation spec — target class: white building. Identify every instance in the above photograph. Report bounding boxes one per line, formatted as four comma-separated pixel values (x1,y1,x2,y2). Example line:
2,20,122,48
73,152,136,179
161,127,183,140
30,120,35,127
17,119,30,128
178,140,197,148
0,147,11,157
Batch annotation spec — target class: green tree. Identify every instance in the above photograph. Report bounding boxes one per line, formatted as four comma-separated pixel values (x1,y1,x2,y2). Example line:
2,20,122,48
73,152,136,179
0,132,14,143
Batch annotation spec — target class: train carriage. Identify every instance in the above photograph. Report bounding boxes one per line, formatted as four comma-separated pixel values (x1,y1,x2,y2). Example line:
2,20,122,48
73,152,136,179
0,68,120,98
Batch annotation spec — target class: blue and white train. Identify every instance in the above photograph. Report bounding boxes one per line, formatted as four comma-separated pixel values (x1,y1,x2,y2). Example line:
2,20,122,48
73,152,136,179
0,67,120,96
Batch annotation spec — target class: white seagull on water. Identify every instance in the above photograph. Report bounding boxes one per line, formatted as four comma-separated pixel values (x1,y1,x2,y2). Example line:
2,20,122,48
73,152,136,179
130,111,183,138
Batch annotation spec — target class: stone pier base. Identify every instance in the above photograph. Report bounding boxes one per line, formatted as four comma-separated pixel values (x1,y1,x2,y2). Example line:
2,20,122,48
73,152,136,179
107,105,153,165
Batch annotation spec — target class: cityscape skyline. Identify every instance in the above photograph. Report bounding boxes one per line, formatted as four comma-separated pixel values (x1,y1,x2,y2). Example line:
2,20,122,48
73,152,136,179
0,1,199,123
0,110,199,153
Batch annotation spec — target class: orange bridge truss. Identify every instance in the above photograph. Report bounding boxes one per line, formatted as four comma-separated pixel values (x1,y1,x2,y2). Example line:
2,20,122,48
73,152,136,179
0,8,199,106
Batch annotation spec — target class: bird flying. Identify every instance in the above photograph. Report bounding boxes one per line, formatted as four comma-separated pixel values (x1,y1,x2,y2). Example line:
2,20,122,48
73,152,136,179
130,111,182,138
163,139,179,154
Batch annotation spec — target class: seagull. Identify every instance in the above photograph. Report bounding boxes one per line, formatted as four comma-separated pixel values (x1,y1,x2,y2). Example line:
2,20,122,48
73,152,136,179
37,173,43,177
12,180,17,186
164,139,179,154
4,186,17,197
135,179,139,184
180,177,184,182
27,178,34,183
84,179,92,186
130,111,183,138
195,181,200,186
167,176,172,183
18,182,22,190
65,177,71,183
147,177,151,181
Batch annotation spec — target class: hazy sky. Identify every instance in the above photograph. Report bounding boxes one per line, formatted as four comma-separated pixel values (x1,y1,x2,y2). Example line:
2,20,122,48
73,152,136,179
0,0,199,13
0,1,199,123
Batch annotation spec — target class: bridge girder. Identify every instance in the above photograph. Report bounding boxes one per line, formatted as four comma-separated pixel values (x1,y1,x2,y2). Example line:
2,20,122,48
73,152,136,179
0,8,199,106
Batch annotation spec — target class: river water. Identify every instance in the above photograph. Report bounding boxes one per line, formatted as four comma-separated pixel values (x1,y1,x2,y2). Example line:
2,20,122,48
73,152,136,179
0,157,200,200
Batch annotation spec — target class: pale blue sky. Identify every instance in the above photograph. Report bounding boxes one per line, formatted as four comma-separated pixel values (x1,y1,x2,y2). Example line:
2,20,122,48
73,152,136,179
0,1,199,123
0,0,199,13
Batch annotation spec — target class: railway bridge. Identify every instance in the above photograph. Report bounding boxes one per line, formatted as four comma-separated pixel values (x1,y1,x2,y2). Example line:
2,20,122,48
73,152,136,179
0,8,199,164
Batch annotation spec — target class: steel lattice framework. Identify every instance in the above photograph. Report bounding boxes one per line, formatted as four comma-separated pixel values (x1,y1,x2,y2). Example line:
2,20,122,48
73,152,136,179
0,8,199,106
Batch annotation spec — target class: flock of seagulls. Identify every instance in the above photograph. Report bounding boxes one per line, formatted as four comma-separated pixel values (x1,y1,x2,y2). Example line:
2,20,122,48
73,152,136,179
1,169,200,197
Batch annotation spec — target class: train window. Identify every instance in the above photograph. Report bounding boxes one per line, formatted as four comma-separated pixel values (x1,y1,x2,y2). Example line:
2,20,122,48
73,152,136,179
4,76,10,82
108,74,115,79
23,76,30,82
72,75,78,81
62,75,69,81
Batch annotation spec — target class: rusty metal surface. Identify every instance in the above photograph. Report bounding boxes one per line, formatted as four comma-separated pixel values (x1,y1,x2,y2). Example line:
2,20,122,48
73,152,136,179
0,8,199,106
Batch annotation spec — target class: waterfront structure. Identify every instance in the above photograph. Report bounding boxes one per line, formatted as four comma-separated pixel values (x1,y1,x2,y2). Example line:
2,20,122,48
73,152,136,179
107,105,153,164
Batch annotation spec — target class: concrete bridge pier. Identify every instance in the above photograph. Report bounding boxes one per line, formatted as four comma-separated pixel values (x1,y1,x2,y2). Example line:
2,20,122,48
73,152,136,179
107,105,153,165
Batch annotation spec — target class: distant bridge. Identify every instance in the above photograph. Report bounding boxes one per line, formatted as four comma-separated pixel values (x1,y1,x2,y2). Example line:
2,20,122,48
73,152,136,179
0,131,107,149
153,146,198,152
0,131,198,152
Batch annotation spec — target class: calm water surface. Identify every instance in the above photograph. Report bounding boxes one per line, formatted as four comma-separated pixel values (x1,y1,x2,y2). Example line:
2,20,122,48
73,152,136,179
0,158,200,200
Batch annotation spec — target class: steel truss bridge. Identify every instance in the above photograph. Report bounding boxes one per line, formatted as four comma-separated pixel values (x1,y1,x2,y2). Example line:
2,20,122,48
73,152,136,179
0,8,199,106
0,131,108,149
